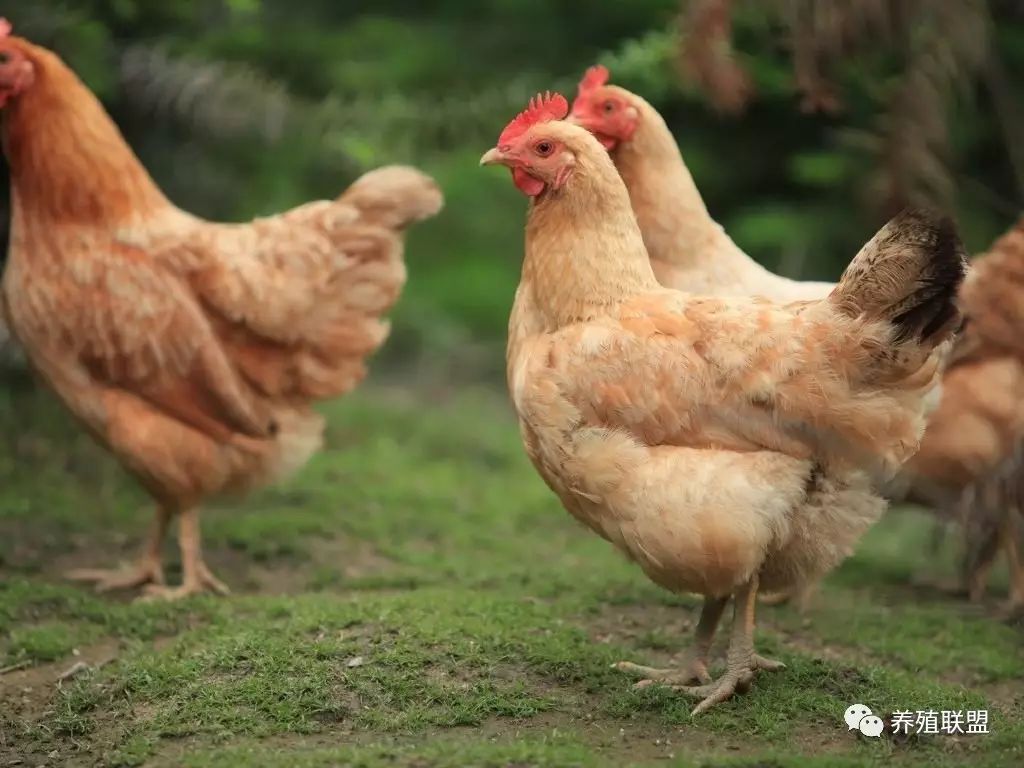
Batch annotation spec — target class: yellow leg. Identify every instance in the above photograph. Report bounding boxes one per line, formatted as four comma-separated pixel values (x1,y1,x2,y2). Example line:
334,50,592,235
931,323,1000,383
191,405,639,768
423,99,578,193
676,575,784,715
1000,512,1023,616
141,508,229,601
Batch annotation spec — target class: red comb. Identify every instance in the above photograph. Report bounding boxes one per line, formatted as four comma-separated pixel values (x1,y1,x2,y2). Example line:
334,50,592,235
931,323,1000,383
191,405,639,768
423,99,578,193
498,91,569,146
0,19,11,38
578,65,610,93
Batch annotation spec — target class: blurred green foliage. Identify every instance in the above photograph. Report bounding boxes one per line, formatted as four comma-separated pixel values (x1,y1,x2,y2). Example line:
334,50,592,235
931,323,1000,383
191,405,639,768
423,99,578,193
4,0,1023,356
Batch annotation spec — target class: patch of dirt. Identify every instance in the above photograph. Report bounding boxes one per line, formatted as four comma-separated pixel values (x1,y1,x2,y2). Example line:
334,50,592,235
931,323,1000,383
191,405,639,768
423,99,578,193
0,638,120,695
587,600,695,643
0,637,122,766
976,678,1023,711
236,536,398,595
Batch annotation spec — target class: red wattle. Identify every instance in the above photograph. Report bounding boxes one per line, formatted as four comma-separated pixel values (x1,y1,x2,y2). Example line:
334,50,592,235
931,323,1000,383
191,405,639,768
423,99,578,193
512,166,546,197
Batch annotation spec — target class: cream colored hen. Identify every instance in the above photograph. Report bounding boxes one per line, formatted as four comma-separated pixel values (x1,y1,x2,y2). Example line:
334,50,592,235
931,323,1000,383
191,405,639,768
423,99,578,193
481,93,965,714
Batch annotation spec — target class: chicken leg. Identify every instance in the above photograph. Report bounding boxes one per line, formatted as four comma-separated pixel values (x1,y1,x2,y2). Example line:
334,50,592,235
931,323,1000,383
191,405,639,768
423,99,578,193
142,507,229,601
677,576,785,715
66,505,170,591
998,512,1024,618
964,482,1003,604
614,595,728,686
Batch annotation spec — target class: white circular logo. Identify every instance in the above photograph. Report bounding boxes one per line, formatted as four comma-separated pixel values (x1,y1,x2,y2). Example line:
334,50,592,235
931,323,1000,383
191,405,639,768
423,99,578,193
844,704,873,731
859,715,885,738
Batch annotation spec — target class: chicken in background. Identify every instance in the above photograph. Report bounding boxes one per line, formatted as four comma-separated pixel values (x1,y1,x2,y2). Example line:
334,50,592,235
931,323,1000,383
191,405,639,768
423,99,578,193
954,451,1024,619
481,92,965,713
0,153,17,369
567,64,833,302
894,217,1024,615
0,22,443,599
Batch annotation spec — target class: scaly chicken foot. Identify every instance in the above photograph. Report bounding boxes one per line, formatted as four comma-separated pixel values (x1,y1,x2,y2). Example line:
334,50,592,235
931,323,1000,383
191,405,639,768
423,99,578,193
616,657,713,687
679,666,756,715
674,576,784,715
66,506,170,592
615,595,728,687
138,507,230,601
140,563,229,601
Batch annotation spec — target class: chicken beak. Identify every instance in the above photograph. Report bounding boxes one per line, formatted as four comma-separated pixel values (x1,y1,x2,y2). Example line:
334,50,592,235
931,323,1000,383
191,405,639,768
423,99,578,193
479,147,509,167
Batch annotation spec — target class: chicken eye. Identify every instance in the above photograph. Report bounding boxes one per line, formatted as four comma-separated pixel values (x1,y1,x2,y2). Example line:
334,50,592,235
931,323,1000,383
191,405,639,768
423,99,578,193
603,100,616,114
0,52,9,65
535,141,554,157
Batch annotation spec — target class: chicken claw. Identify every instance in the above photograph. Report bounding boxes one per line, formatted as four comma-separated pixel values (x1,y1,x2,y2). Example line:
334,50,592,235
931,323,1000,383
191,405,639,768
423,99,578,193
66,507,170,592
615,656,713,687
752,653,786,671
614,594,728,690
680,666,756,716
139,562,229,602
660,652,785,715
137,507,230,601
66,558,165,592
681,577,783,716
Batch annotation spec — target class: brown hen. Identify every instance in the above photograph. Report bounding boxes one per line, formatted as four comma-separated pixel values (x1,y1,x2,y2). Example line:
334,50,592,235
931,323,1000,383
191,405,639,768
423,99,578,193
0,25,442,599
896,217,1024,612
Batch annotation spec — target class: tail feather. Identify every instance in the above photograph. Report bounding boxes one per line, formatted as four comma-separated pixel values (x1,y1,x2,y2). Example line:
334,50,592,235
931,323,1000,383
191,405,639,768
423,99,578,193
830,209,968,349
339,165,444,230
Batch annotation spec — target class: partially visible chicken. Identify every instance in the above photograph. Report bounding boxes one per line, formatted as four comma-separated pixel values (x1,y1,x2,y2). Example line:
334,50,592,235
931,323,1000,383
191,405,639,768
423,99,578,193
0,24,442,599
953,449,1024,616
895,217,1024,612
568,64,832,301
481,93,965,713
0,299,17,367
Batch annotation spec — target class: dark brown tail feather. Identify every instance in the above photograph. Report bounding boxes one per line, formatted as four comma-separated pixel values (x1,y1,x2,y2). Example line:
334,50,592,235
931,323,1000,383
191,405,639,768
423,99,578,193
831,208,968,347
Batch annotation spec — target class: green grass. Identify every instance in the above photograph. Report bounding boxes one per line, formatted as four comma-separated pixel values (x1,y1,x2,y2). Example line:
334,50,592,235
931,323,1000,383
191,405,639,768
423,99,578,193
1,381,1021,767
